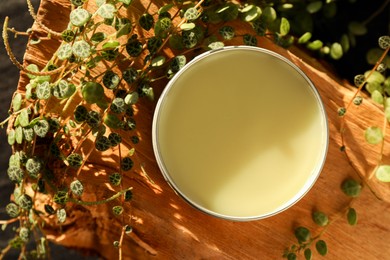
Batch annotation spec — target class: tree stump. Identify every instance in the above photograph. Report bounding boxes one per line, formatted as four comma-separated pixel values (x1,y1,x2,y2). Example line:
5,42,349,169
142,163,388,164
10,0,390,259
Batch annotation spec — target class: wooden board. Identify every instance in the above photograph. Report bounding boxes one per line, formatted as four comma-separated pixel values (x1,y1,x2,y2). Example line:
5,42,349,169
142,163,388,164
11,0,390,259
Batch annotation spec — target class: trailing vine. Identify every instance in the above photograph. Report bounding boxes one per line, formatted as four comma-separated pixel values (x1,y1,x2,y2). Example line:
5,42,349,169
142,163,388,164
0,0,389,259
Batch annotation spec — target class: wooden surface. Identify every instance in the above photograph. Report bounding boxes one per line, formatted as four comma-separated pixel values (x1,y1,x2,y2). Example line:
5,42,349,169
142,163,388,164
14,0,390,259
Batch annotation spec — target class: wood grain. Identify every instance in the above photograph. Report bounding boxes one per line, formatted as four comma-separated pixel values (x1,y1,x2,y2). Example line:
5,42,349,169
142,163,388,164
13,0,390,259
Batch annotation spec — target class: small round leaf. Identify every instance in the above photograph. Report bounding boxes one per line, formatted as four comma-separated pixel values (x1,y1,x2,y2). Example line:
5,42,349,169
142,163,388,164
112,205,124,216
365,126,383,145
7,166,24,183
286,253,296,260
70,8,90,27
6,203,20,218
298,32,312,44
243,34,257,46
306,40,323,51
306,1,323,14
8,129,16,145
312,211,329,226
304,248,312,260
330,42,343,60
12,93,22,112
26,157,42,178
17,194,33,210
315,240,328,256
57,43,73,60
70,180,84,196
242,6,261,22
36,82,51,100
184,7,199,21
279,17,290,36
97,4,116,19
294,226,311,243
109,172,122,186
121,157,133,171
103,71,120,89
139,13,154,31
82,82,105,104
53,191,68,205
72,40,91,59
219,26,235,40
354,74,365,87
262,6,277,24
33,119,50,138
341,178,361,197
371,90,384,104
57,208,67,223
348,21,367,36
95,136,111,151
347,207,358,225
375,165,390,182
104,113,121,129
67,153,83,168
124,92,139,105
378,35,390,50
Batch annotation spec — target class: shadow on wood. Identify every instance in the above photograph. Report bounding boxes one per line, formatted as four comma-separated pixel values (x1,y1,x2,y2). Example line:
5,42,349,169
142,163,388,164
10,0,390,259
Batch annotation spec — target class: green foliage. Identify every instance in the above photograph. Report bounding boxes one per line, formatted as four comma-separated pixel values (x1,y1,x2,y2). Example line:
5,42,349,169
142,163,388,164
108,132,122,146
103,71,120,89
341,178,362,197
315,240,328,256
347,208,358,225
139,13,154,31
6,203,20,218
8,158,26,180
121,157,133,171
70,180,84,196
109,172,122,186
375,165,390,182
33,119,50,138
312,211,329,226
95,136,111,151
17,194,33,210
304,248,312,260
70,8,90,27
2,1,389,259
25,157,42,178
112,205,124,216
82,82,105,104
364,126,383,144
97,4,116,19
294,226,311,243
53,191,68,205
67,153,83,168
57,208,67,223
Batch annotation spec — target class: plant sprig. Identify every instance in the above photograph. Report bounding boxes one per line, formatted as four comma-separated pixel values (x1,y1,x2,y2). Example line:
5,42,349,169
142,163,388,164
1,0,389,259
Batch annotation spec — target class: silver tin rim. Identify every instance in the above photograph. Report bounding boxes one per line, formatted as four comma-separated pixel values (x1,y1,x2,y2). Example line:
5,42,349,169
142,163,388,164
152,46,329,221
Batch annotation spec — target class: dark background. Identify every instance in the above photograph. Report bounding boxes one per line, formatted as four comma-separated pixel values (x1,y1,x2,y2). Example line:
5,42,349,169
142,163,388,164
0,0,388,259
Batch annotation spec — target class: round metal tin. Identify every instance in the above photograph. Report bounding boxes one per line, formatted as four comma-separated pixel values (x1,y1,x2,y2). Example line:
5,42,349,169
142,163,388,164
152,46,328,221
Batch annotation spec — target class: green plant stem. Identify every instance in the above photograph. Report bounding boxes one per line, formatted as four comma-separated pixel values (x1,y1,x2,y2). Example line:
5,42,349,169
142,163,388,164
339,46,390,199
3,17,63,76
75,141,95,177
362,0,390,26
68,187,132,206
342,47,390,115
0,218,19,225
368,105,388,180
118,226,126,260
26,0,62,38
0,244,12,259
7,28,30,37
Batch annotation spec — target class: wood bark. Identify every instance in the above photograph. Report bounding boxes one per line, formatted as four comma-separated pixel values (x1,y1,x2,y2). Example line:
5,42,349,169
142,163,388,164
10,0,390,259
